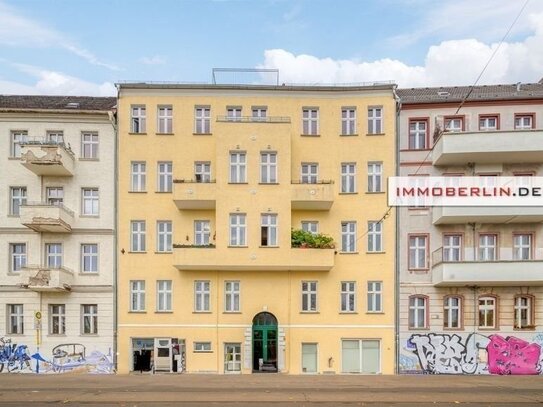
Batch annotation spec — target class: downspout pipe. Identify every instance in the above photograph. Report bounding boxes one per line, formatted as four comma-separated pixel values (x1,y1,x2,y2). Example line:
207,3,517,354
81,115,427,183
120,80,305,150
393,84,401,375
111,89,119,372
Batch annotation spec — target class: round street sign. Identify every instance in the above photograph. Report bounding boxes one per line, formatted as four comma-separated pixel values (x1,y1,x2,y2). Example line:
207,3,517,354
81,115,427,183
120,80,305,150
35,311,42,320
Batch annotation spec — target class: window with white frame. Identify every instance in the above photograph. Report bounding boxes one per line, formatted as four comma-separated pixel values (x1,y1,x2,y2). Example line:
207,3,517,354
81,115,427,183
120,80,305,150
341,108,356,135
225,281,240,312
443,234,462,262
513,234,532,260
261,214,278,246
46,131,64,144
81,132,98,159
260,152,277,183
156,280,172,312
444,117,463,132
9,243,26,273
479,116,498,131
81,304,98,334
408,296,427,329
408,235,427,269
130,280,146,312
131,221,146,252
11,131,27,157
478,234,497,261
514,296,533,329
82,188,99,215
341,221,356,252
195,107,211,134
227,107,242,121
9,187,26,216
229,214,246,246
341,163,356,193
367,281,383,313
515,115,533,130
302,281,317,312
8,304,24,334
341,339,380,374
194,220,210,246
157,162,173,192
367,162,382,192
301,163,318,184
195,280,210,312
301,221,319,234
131,106,146,133
157,106,173,133
252,106,267,120
81,244,98,273
367,221,382,252
195,162,211,183
340,281,356,312
444,296,461,329
478,296,496,328
46,243,62,268
49,304,65,335
408,120,427,150
194,342,212,352
46,187,64,206
131,162,146,192
229,152,246,183
368,107,382,134
302,108,319,135
156,221,172,252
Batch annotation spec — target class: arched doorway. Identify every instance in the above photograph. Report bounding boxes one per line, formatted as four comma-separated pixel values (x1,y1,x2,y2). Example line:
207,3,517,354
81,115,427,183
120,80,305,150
252,312,278,372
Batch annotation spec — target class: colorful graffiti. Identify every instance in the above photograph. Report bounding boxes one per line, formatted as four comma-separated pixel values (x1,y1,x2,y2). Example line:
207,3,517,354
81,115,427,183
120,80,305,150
402,333,543,375
0,337,31,373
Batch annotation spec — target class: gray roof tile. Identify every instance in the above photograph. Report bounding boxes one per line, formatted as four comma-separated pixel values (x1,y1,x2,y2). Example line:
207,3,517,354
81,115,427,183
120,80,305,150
0,95,116,111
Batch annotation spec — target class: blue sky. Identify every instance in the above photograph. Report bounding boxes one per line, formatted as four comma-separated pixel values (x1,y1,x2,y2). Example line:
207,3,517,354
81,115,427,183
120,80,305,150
1,0,542,95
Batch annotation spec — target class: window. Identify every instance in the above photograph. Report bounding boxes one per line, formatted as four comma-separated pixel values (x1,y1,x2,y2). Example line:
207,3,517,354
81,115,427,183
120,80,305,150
301,163,318,184
408,120,427,150
301,221,318,234
131,221,146,252
82,188,99,215
408,296,427,329
195,162,211,183
513,234,532,260
225,281,240,312
131,106,146,133
340,281,356,312
515,114,534,130
367,162,382,192
368,107,382,134
81,132,98,159
478,234,497,261
301,343,318,373
444,296,461,329
252,107,267,120
131,162,146,192
46,187,63,206
9,243,26,273
194,220,210,246
194,342,212,352
444,117,463,132
7,304,23,334
302,281,317,312
227,107,242,121
46,243,62,268
195,280,210,312
49,304,65,335
195,107,211,134
367,221,382,252
514,296,533,329
81,304,98,334
11,131,27,157
341,108,356,135
367,281,382,313
479,115,498,131
229,214,246,246
130,280,145,312
408,235,427,270
157,162,173,192
443,234,462,262
341,221,356,252
341,339,380,374
229,152,246,183
302,108,319,135
156,280,172,312
46,131,64,144
157,106,173,133
261,214,278,246
478,296,497,329
341,163,356,193
260,152,277,183
81,244,98,273
156,221,172,252
9,187,26,216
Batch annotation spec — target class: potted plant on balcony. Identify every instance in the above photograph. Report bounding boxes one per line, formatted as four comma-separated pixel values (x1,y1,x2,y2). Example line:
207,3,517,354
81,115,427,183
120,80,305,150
291,229,334,249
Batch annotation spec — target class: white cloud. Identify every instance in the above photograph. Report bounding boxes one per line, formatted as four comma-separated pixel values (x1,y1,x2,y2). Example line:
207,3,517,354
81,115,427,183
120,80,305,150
140,55,167,65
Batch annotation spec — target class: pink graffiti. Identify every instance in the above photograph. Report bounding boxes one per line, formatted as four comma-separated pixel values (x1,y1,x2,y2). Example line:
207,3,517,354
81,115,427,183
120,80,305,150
487,335,541,375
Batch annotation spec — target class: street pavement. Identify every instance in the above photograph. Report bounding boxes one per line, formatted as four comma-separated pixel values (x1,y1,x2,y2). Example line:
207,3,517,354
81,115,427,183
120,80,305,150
0,373,543,406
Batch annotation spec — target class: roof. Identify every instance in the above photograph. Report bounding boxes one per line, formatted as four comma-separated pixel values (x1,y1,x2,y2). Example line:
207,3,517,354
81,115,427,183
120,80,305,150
0,95,116,111
397,83,543,104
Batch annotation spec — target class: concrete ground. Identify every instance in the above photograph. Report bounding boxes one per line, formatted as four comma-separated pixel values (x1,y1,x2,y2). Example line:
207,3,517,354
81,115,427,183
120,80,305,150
0,374,543,406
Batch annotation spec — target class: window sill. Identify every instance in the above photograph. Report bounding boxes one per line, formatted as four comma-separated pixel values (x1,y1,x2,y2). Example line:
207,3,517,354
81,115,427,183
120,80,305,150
6,333,24,336
366,311,385,315
80,334,99,337
478,327,498,331
193,350,213,353
223,311,242,314
155,133,174,136
227,246,248,248
366,133,385,136
128,251,147,254
154,251,173,254
78,158,99,161
7,214,20,218
155,191,172,194
513,327,536,331
155,311,173,314
259,246,279,249
300,134,320,137
128,311,147,314
193,311,212,314
80,215,99,218
47,334,67,337
79,272,99,276
227,182,248,185
408,328,429,331
339,311,358,314
129,132,147,135
365,191,385,194
339,192,358,195
193,133,213,136
129,191,147,193
8,157,21,160
340,134,358,137
259,183,280,185
366,251,386,255
443,327,464,331
300,311,319,314
339,251,359,255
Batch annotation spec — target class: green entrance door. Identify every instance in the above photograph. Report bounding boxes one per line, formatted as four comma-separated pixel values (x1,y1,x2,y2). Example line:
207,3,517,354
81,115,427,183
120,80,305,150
252,312,278,372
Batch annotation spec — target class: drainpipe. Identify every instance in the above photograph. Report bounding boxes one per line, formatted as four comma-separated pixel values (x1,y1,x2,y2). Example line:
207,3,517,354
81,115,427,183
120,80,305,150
393,85,401,374
110,95,119,372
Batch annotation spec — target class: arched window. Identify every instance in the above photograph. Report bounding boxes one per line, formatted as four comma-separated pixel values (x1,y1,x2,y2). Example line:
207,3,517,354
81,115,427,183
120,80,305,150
252,312,277,326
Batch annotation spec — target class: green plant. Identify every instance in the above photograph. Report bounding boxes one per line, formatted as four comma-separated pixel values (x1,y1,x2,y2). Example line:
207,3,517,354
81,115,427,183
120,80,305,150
291,229,334,249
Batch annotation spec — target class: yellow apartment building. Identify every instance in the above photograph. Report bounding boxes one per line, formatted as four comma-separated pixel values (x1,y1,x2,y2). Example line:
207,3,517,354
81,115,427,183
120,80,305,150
116,82,397,374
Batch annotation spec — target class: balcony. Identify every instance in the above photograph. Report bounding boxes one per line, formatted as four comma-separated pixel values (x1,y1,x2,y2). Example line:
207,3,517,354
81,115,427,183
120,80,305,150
20,203,74,233
173,180,216,210
173,246,335,271
432,130,543,166
291,181,334,210
20,139,75,176
15,265,74,292
216,115,291,124
432,206,543,224
431,247,543,286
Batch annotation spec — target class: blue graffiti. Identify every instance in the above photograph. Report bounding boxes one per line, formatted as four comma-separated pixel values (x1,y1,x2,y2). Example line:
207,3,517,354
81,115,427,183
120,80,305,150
0,337,31,373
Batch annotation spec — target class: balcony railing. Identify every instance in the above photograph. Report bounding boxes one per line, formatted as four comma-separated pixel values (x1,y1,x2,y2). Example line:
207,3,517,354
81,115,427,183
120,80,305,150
20,138,75,176
20,202,75,233
15,265,74,292
216,115,291,123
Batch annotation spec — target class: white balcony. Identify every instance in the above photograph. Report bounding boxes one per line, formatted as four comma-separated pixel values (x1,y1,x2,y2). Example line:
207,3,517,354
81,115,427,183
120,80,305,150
20,140,75,176
20,203,74,233
291,181,334,211
173,180,216,210
432,206,543,224
16,265,74,292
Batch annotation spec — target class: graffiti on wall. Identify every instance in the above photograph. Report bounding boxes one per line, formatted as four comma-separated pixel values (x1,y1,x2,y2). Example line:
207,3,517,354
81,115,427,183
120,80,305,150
401,333,543,375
